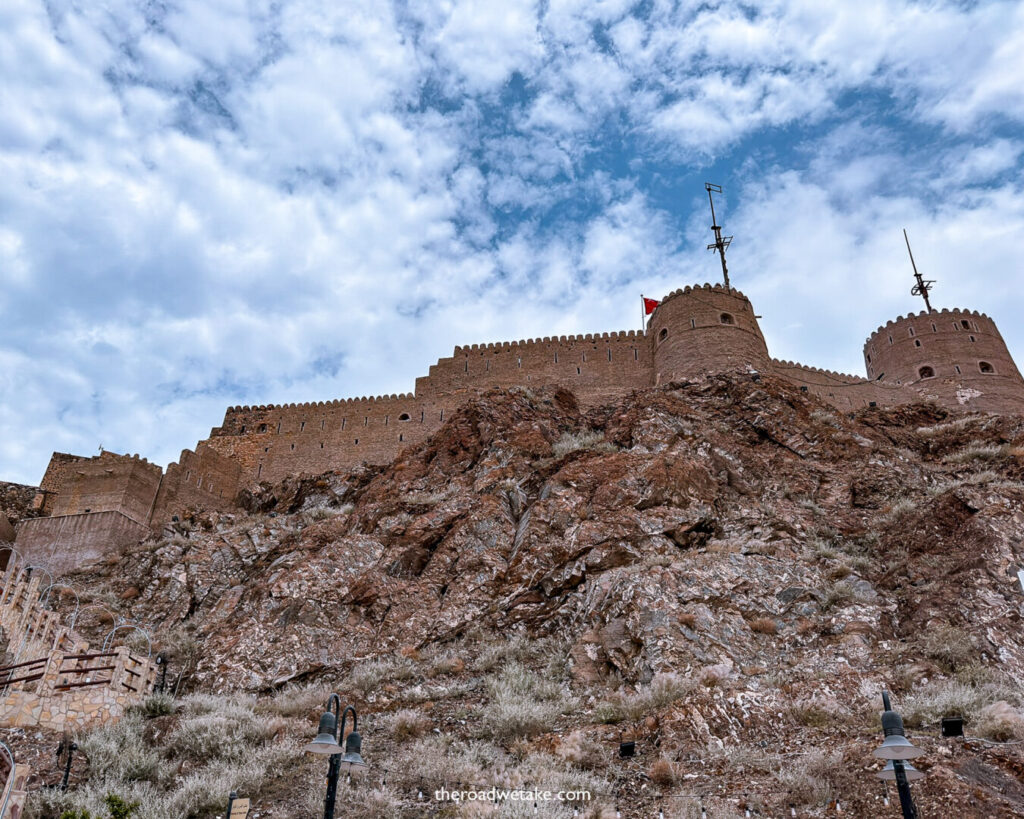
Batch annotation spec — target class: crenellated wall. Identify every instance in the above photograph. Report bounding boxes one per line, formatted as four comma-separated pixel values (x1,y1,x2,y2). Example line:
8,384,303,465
863,309,1024,414
24,281,1024,557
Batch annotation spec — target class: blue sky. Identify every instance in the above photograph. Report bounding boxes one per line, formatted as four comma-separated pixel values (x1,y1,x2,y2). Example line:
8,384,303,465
2,0,1024,484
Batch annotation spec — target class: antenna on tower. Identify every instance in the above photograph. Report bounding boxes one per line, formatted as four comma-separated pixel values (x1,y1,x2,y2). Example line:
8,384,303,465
904,228,935,312
705,183,732,291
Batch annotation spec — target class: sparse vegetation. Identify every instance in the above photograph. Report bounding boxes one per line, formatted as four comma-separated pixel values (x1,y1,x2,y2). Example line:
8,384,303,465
748,616,778,634
594,672,694,724
945,442,1009,463
551,429,616,459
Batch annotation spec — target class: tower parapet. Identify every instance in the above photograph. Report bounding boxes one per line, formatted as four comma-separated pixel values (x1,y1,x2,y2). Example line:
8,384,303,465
649,283,770,382
864,308,1024,413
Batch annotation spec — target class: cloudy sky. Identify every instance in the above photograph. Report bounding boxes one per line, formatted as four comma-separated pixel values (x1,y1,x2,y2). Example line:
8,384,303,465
2,0,1024,484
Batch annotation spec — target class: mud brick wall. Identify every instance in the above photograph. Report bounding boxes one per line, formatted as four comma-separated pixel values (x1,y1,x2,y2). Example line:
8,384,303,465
16,512,150,577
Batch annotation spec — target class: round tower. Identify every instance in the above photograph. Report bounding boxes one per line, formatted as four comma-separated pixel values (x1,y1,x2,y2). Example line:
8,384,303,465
864,308,1024,414
649,283,770,382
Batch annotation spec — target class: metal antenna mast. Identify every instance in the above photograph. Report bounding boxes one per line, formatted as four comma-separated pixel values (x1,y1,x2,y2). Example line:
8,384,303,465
705,183,732,290
904,228,935,312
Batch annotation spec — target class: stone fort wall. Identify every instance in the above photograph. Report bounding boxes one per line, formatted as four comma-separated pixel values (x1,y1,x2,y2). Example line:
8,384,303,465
19,282,1024,567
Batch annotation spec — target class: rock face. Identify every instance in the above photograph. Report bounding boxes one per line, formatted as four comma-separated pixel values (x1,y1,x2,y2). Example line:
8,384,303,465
62,374,1024,814
66,375,1024,683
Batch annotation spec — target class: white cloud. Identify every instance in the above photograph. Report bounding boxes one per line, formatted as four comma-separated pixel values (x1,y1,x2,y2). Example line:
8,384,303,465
2,0,1024,486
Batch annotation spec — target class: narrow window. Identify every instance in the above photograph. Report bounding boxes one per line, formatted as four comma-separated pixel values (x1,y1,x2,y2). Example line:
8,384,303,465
969,335,976,343
690,318,695,329
485,360,490,371
341,418,346,430
464,360,468,372
659,328,668,343
607,349,612,361
300,421,305,431
440,409,444,422
961,320,970,329
554,352,558,363
276,422,281,433
931,323,937,332
633,349,638,360
914,339,921,347
582,352,586,362
364,416,368,426
720,313,735,325
257,464,262,478
186,470,191,480
517,357,522,368
290,444,295,450
385,415,388,425
321,420,325,430
239,425,246,433
955,365,961,374
399,433,404,442
918,366,934,379
576,367,581,374
888,335,893,345
909,327,915,337
264,447,269,452
866,354,871,363
979,361,994,373
320,442,324,448
420,411,424,422
257,424,267,433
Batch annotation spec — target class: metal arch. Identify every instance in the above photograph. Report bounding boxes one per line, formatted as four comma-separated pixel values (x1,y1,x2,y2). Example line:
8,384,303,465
69,603,116,633
102,624,152,658
41,583,80,622
0,739,15,819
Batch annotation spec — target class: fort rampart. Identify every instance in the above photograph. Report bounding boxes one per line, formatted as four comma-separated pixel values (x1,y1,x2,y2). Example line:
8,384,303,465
16,281,1024,576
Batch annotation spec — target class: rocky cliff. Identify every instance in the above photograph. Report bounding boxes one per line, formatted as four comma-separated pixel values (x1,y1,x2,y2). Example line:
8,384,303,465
25,374,1024,817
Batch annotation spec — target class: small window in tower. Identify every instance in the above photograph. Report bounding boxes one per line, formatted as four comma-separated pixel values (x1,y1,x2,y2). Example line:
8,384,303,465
659,328,668,343
918,366,935,379
866,354,871,363
888,335,893,345
690,318,695,328
720,313,735,325
320,442,324,448
576,367,581,374
979,361,995,373
931,323,937,332
955,365,961,374
399,433,404,442
908,327,915,337
257,424,267,433
969,335,976,342
961,320,970,329
914,339,921,347
300,421,305,431
354,438,359,444
239,425,246,433
290,444,295,450
398,413,410,421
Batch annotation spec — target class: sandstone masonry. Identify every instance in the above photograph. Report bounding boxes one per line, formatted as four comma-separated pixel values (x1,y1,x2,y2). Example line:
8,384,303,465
15,281,1024,575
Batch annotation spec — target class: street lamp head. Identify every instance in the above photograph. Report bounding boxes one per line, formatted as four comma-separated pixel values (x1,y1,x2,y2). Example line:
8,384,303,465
337,730,368,774
876,760,925,782
874,706,922,760
305,711,343,755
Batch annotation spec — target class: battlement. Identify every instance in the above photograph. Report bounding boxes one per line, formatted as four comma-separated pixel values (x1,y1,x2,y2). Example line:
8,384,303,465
865,307,992,344
453,330,645,355
656,282,752,306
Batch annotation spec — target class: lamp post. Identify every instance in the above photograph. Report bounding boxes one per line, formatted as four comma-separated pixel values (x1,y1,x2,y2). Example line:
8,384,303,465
874,691,923,819
58,739,77,791
304,694,368,819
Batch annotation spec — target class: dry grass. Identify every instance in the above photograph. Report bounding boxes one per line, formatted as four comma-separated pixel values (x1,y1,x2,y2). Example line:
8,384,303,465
594,672,693,724
390,708,432,741
921,624,977,671
479,662,575,740
946,442,1009,464
748,616,778,635
555,730,606,770
648,757,676,787
551,430,616,459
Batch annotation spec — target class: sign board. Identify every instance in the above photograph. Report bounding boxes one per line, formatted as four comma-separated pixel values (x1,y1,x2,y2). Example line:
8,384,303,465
229,797,250,819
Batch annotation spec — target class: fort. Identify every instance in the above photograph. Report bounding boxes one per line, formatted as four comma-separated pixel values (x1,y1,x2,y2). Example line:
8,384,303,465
8,275,1024,576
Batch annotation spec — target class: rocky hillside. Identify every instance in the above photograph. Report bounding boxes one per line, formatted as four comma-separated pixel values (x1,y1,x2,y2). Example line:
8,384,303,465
25,374,1024,817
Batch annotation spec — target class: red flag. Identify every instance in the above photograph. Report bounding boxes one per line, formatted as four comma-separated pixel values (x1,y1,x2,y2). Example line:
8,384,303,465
643,297,660,315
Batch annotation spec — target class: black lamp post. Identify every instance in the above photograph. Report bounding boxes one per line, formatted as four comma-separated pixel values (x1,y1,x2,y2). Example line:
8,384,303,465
155,653,169,694
304,694,368,819
58,740,77,792
874,691,923,819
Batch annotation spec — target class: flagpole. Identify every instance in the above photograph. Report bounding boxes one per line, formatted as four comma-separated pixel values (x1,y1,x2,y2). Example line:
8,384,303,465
640,295,645,333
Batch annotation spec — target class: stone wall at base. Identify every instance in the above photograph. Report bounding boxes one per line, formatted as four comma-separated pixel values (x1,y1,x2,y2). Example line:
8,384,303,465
15,512,150,578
